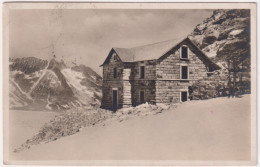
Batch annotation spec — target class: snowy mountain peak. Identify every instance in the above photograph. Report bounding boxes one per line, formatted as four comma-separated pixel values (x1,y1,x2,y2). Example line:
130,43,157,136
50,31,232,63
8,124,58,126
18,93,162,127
9,57,102,111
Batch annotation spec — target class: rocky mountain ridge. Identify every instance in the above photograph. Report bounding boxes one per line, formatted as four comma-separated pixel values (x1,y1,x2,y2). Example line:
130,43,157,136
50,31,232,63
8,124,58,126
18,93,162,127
9,57,102,111
189,9,250,68
188,9,251,99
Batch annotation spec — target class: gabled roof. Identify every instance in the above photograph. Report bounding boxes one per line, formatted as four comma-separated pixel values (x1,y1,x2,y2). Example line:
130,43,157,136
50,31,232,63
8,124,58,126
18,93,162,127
101,36,220,70
113,48,134,62
114,37,186,62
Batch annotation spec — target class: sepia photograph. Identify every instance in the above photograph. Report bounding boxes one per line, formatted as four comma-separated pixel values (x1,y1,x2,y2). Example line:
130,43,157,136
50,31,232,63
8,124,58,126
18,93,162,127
2,2,257,166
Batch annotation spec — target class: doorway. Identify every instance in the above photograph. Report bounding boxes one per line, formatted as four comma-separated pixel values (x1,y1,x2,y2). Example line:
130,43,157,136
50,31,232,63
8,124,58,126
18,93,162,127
181,91,188,102
140,90,145,104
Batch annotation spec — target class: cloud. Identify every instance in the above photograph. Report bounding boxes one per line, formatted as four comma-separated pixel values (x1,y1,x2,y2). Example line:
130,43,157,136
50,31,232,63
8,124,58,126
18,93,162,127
9,9,213,75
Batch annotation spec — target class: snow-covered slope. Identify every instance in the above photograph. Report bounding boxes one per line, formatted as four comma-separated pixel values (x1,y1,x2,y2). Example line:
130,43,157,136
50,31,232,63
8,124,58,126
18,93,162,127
9,57,102,111
11,95,251,161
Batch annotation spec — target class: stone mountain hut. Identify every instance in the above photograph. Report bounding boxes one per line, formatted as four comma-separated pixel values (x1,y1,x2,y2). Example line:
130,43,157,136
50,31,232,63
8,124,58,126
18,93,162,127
100,36,220,111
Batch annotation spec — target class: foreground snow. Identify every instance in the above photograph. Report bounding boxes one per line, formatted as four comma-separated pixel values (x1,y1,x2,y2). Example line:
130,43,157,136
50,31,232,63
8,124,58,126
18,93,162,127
9,110,57,152
13,103,168,152
10,95,251,161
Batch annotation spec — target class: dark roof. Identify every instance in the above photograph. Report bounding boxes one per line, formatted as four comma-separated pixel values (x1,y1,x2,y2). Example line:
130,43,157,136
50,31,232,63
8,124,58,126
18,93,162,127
101,36,220,70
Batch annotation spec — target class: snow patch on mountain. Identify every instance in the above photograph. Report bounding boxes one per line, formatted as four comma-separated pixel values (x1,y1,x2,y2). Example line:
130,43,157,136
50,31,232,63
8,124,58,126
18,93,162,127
9,79,32,108
61,68,101,108
61,69,89,93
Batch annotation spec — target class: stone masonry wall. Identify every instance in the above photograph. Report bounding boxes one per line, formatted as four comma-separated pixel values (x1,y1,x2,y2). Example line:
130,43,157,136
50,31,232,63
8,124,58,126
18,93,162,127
101,80,123,110
122,68,132,107
102,40,216,109
129,60,156,106
155,40,209,104
101,59,157,109
129,60,157,80
102,63,124,81
131,80,156,106
101,54,125,110
155,80,196,103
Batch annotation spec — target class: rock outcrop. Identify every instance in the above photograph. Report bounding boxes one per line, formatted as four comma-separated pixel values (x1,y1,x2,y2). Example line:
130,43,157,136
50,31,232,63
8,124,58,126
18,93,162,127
189,9,250,63
189,9,251,99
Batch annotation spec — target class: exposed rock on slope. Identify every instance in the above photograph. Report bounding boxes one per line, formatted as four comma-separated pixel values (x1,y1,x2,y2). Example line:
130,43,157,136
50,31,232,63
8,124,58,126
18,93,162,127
9,57,102,111
10,57,48,74
189,9,251,99
189,9,250,64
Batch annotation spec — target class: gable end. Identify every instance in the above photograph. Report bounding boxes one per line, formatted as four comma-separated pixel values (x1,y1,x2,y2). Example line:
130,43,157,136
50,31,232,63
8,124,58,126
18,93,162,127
100,48,122,66
158,38,220,71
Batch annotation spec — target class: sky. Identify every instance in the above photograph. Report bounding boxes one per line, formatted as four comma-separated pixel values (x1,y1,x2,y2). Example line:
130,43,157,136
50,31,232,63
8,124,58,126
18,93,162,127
9,9,213,75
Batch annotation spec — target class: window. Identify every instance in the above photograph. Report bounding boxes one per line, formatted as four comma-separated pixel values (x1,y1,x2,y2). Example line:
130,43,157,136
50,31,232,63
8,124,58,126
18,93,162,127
181,46,188,59
113,67,117,78
140,91,145,104
181,66,188,79
140,66,145,79
181,91,188,102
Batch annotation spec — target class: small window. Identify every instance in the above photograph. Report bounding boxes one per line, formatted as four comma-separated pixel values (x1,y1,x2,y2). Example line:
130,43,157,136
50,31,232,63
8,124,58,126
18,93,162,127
181,66,188,79
114,55,116,60
181,46,188,59
113,68,117,78
181,91,188,102
140,66,145,79
140,91,145,104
